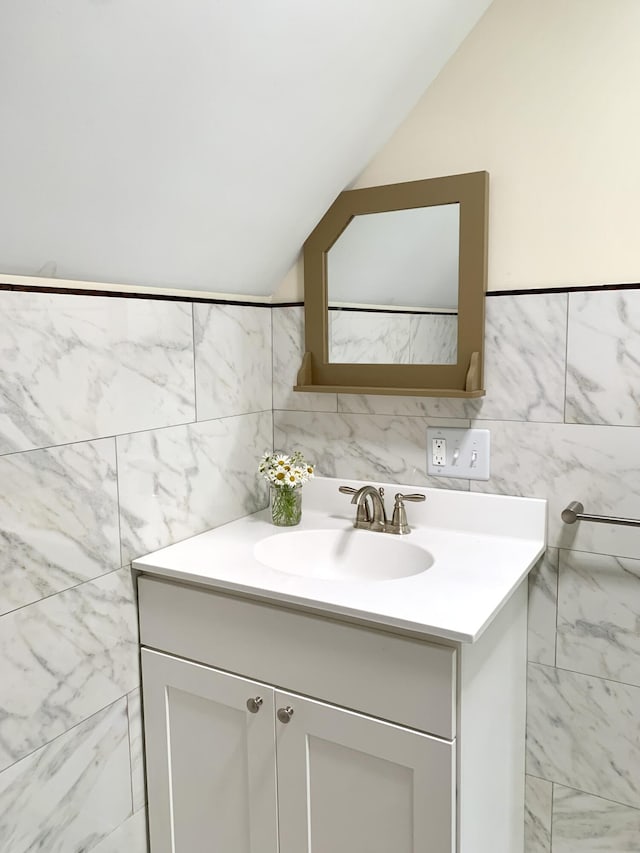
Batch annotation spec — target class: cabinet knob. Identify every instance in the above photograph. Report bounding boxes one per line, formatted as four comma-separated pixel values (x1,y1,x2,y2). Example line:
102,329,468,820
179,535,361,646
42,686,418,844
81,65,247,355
246,696,264,713
277,705,294,724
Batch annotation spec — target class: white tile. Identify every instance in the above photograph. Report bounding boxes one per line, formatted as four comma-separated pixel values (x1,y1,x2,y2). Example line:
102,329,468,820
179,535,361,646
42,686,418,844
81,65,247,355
410,313,457,364
194,303,272,419
526,664,640,809
0,699,132,853
0,290,195,454
117,411,272,563
336,293,567,419
557,550,640,686
0,438,120,616
92,809,148,853
127,689,146,813
337,393,479,418
528,549,558,666
477,293,567,422
566,290,640,425
328,309,411,363
470,420,640,559
274,410,471,490
0,568,138,772
553,785,640,852
524,775,552,853
272,306,337,412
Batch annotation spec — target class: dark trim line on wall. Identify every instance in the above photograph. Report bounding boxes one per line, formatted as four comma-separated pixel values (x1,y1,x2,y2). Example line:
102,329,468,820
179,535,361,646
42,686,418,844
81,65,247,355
2,280,639,306
486,282,640,297
0,282,273,309
329,306,457,316
266,301,304,308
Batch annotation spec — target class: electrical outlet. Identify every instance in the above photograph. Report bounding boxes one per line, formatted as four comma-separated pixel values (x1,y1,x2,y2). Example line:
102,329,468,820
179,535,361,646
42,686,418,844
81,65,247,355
427,427,490,480
432,438,446,466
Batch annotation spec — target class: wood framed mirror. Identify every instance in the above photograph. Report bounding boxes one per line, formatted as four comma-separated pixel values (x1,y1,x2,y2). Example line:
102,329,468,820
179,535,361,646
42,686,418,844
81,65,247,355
295,171,488,397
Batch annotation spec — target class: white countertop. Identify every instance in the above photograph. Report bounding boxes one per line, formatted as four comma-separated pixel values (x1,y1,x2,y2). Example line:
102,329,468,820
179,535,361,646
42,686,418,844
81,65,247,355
132,477,547,643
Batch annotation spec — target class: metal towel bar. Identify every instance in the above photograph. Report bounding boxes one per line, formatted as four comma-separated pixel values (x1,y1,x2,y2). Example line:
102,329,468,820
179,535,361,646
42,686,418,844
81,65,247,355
561,501,640,528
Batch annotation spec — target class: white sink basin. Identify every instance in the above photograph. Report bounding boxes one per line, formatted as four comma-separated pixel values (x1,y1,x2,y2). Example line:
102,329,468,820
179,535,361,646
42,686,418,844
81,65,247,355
253,528,434,582
133,477,547,642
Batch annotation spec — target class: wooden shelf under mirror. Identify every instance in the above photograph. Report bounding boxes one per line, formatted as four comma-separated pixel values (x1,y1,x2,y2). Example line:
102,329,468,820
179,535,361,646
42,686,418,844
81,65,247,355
295,171,489,398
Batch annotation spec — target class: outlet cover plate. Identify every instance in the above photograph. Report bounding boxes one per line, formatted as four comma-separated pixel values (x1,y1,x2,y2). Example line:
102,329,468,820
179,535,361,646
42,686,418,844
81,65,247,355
427,427,490,480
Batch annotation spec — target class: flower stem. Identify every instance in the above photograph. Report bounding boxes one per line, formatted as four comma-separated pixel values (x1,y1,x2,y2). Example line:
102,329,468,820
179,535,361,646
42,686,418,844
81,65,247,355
271,486,302,526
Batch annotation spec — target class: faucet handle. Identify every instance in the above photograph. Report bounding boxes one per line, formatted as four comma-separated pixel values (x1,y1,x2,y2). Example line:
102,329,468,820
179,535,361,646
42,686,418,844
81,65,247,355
338,486,357,495
389,492,426,535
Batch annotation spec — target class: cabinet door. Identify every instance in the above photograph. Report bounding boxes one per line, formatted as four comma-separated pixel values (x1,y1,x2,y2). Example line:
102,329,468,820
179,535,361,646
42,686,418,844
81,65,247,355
141,649,278,853
275,690,455,853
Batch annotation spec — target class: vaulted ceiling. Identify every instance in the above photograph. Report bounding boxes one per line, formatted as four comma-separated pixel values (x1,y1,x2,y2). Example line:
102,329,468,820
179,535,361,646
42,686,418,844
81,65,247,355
0,0,493,296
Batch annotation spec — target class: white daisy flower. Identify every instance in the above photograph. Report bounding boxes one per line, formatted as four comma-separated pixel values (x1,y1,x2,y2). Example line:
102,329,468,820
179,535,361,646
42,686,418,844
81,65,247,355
258,449,314,490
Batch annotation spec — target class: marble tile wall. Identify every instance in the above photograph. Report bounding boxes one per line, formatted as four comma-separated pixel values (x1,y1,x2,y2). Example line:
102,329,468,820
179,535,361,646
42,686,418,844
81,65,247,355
327,307,457,364
0,289,273,852
3,286,639,852
410,313,457,364
329,309,411,363
272,288,640,852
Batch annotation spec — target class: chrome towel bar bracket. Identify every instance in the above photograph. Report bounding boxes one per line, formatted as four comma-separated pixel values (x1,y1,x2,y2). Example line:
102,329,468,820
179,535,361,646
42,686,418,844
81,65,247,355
561,501,640,528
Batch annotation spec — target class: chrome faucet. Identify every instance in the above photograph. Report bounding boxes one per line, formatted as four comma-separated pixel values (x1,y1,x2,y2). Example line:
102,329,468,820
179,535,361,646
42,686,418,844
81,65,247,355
348,485,388,532
339,485,425,534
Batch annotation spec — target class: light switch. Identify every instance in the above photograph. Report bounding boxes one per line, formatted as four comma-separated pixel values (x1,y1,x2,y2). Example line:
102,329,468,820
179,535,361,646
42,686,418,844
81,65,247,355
427,427,490,480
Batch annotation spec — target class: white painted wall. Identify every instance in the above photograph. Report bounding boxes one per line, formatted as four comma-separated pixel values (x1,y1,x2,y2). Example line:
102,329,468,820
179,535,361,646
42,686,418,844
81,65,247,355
276,0,640,299
0,0,492,297
355,0,640,292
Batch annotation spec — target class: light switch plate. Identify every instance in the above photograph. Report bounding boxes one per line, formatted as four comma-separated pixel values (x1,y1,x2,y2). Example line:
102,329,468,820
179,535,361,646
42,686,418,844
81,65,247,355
427,427,490,480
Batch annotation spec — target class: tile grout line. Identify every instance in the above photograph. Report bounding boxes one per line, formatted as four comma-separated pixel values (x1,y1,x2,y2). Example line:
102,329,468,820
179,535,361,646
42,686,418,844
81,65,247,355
271,307,276,452
529,659,640,692
0,408,279,461
550,781,555,853
124,692,136,819
191,303,199,423
0,562,130,619
114,435,126,574
4,409,640,462
563,292,570,425
553,549,560,669
0,694,128,777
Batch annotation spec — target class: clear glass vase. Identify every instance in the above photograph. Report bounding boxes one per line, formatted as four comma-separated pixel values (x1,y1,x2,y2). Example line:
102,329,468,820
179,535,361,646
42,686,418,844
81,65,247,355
270,485,302,527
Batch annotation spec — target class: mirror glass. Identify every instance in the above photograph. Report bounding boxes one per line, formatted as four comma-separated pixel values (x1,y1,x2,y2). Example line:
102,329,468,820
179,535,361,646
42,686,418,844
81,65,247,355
327,204,459,364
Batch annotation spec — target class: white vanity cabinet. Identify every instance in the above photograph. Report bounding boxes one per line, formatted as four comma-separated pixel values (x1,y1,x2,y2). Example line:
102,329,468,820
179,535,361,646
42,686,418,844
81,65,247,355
141,650,279,853
142,649,453,853
138,574,529,853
